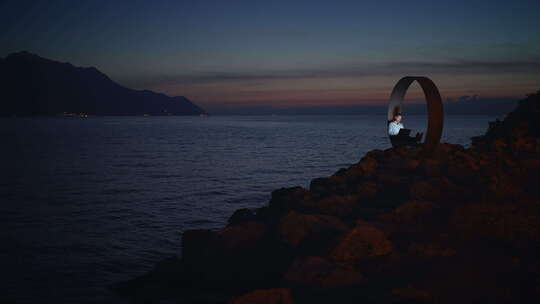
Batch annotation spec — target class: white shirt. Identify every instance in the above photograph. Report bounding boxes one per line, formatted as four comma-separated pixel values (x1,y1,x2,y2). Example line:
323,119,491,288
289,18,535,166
388,121,404,136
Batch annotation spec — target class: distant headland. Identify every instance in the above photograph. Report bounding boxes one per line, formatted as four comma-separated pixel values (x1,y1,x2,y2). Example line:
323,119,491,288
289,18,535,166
0,51,207,116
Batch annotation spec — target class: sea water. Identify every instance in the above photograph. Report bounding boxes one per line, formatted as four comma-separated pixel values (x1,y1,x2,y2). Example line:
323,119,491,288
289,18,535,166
0,114,499,303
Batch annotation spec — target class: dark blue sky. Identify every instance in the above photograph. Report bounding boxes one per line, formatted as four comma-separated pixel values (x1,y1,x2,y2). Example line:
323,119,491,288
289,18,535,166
1,0,539,108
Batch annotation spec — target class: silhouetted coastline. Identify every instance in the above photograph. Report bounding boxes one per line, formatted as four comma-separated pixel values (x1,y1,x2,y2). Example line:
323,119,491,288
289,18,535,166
0,52,206,116
116,91,540,303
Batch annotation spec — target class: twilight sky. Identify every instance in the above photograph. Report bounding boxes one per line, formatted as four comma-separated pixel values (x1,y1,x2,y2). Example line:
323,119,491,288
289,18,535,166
1,0,539,110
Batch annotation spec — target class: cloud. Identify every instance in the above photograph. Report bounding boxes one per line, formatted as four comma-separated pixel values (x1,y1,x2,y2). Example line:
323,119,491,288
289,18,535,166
391,59,540,73
447,95,481,103
120,57,540,89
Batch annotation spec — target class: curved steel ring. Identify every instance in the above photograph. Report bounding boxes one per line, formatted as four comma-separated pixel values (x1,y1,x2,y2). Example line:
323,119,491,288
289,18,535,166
387,76,444,151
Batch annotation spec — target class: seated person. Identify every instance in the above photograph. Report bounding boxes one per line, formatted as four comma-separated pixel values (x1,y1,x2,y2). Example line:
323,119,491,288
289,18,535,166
388,114,423,146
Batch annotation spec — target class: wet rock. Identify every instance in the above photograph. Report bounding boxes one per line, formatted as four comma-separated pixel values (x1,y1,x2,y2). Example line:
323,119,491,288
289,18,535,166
283,256,363,288
181,222,279,288
279,211,347,250
269,186,312,214
365,149,385,161
112,255,187,299
193,222,287,286
229,288,294,304
310,176,348,198
253,206,271,222
216,221,267,253
182,222,267,265
181,229,216,264
332,167,348,177
228,208,256,226
331,221,392,265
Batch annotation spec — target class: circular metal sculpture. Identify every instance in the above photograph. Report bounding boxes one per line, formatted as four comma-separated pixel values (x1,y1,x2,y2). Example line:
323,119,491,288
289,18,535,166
387,76,444,151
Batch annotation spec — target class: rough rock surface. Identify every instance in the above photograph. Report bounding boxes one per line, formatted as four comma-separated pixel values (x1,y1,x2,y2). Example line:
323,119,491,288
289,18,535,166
278,211,347,250
283,256,363,288
229,288,294,304
331,221,392,264
117,91,540,303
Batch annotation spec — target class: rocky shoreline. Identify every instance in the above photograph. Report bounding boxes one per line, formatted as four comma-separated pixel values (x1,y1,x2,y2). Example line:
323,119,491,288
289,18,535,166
116,91,540,304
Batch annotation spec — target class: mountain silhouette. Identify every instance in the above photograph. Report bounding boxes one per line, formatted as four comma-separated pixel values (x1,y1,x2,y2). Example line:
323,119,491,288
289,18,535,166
0,51,206,116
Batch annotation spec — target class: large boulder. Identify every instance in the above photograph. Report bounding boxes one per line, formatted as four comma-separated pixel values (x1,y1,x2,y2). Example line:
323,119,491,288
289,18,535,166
356,181,378,200
331,221,392,265
407,242,457,257
419,158,443,177
376,172,408,187
216,221,267,253
181,229,216,265
377,200,436,237
433,143,465,157
391,287,432,303
410,177,459,202
283,256,363,288
446,152,480,183
364,149,386,161
269,186,312,214
312,195,360,218
374,173,411,202
486,173,524,201
521,158,540,170
356,156,378,178
228,208,256,226
389,200,435,223
182,222,276,286
229,288,294,304
403,159,421,171
310,176,347,198
344,156,378,181
451,202,540,243
279,211,347,251
409,179,442,201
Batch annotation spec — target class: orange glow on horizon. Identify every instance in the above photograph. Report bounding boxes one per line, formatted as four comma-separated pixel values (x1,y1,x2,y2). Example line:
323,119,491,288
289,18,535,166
140,73,539,108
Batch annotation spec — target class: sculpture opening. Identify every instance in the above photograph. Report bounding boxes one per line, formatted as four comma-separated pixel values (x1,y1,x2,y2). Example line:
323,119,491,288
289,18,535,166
387,76,444,152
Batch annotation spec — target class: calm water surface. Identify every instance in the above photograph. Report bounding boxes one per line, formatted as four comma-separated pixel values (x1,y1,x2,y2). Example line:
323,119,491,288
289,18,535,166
0,115,498,303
